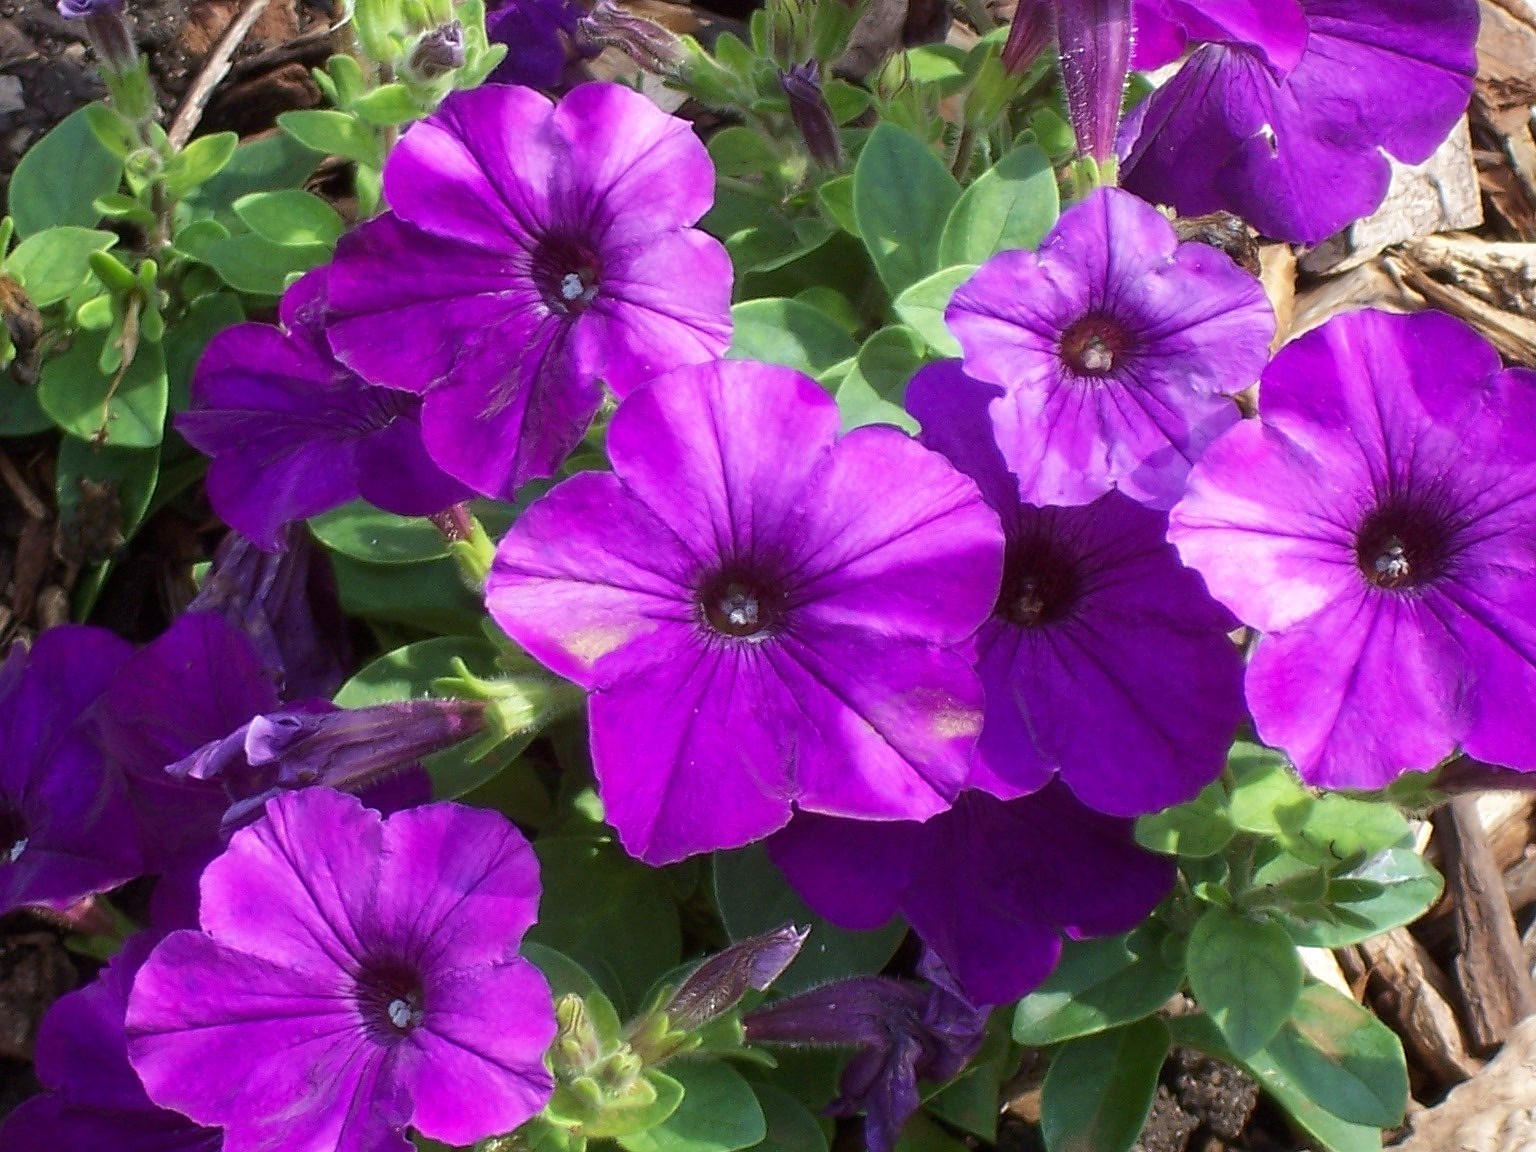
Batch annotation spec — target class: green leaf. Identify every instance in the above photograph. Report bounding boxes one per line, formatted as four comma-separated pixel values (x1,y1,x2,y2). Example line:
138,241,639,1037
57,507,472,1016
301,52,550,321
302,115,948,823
938,145,1057,265
350,82,426,126
1291,794,1414,863
618,1061,766,1152
816,176,858,235
836,325,924,432
233,190,346,248
55,436,160,558
10,108,124,236
38,333,167,448
5,228,117,306
1135,781,1236,858
162,131,239,199
1040,1018,1169,1152
532,835,682,1013
1279,848,1442,948
713,842,905,994
277,109,383,167
893,1112,971,1152
1254,984,1407,1129
1227,743,1315,836
523,941,624,1043
187,133,324,220
1013,932,1186,1046
749,1083,828,1152
330,553,487,635
310,499,518,565
892,265,975,357
0,377,53,437
853,123,961,296
198,233,331,297
1186,908,1302,1058
727,298,859,378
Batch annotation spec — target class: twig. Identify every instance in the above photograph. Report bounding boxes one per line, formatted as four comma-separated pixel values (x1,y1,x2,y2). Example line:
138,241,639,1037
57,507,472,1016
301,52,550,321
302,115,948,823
0,448,47,521
1432,798,1536,1053
167,0,274,151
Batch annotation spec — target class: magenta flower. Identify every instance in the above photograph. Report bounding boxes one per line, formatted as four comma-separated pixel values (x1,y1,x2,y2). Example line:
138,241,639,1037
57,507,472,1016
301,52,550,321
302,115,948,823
178,269,470,552
0,933,221,1152
326,82,734,499
486,359,1004,864
908,361,1244,812
1121,0,1480,243
1170,309,1536,790
126,789,556,1152
768,783,1175,1005
946,187,1274,510
0,626,138,917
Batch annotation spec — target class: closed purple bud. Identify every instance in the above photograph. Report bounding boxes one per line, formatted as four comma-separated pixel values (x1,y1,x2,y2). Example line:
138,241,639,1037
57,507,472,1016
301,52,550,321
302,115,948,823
578,0,685,75
187,526,351,702
1001,0,1053,74
57,0,137,73
409,20,466,80
744,953,988,1152
1056,0,1132,164
779,62,843,168
666,925,807,1031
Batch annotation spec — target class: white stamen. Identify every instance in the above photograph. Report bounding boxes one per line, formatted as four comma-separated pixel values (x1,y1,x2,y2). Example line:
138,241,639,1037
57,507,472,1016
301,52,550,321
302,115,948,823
1374,541,1410,582
560,273,586,301
725,595,759,629
5,837,25,864
387,998,414,1030
1080,338,1114,373
1257,123,1277,154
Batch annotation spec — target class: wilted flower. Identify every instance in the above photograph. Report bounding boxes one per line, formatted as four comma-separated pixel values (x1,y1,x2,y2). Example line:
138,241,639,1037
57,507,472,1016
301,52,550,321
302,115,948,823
406,20,466,81
1170,309,1536,789
178,268,470,552
325,82,733,498
579,0,687,76
1121,0,1480,243
744,950,988,1152
486,0,583,88
0,626,138,917
126,789,557,1152
769,782,1175,1005
946,186,1274,509
57,0,137,73
908,361,1244,811
486,359,1004,864
0,932,222,1152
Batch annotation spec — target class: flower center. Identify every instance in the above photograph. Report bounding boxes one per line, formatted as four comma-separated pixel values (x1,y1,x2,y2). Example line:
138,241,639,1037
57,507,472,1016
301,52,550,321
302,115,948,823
997,536,1081,627
355,959,426,1040
0,805,26,865
1354,502,1454,591
1059,314,1131,378
532,238,602,317
699,569,783,640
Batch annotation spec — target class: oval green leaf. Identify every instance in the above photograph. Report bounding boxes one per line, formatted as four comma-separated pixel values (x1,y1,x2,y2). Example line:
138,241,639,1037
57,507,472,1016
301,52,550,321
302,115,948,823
1040,1017,1170,1152
1187,908,1302,1058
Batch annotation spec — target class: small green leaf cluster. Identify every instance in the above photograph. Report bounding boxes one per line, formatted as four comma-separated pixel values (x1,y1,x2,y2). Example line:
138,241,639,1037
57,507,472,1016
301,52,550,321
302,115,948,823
1011,744,1442,1152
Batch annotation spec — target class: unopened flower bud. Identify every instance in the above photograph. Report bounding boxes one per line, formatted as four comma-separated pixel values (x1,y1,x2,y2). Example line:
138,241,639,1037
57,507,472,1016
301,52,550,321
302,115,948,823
1001,0,1053,74
408,20,466,80
577,0,684,76
57,0,138,73
1056,0,1133,165
665,924,807,1032
779,62,843,169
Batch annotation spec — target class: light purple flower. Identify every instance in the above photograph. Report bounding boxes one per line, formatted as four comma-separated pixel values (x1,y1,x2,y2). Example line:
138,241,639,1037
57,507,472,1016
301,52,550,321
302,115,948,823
325,82,733,499
125,788,557,1152
0,933,222,1152
744,950,987,1152
946,186,1274,509
1131,0,1307,73
1121,0,1480,244
1169,309,1536,790
768,782,1175,1005
908,361,1244,812
0,626,138,916
178,269,470,552
486,359,1004,864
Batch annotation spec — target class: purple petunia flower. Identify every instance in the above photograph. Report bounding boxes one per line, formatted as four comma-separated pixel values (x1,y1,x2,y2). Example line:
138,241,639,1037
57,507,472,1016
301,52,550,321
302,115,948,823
946,186,1274,510
486,359,1004,864
1120,0,1480,244
178,268,470,552
486,0,583,88
908,361,1244,812
0,932,222,1152
1169,309,1536,790
125,789,557,1152
186,525,351,701
744,950,988,1152
768,782,1175,1005
325,82,734,499
0,626,138,917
